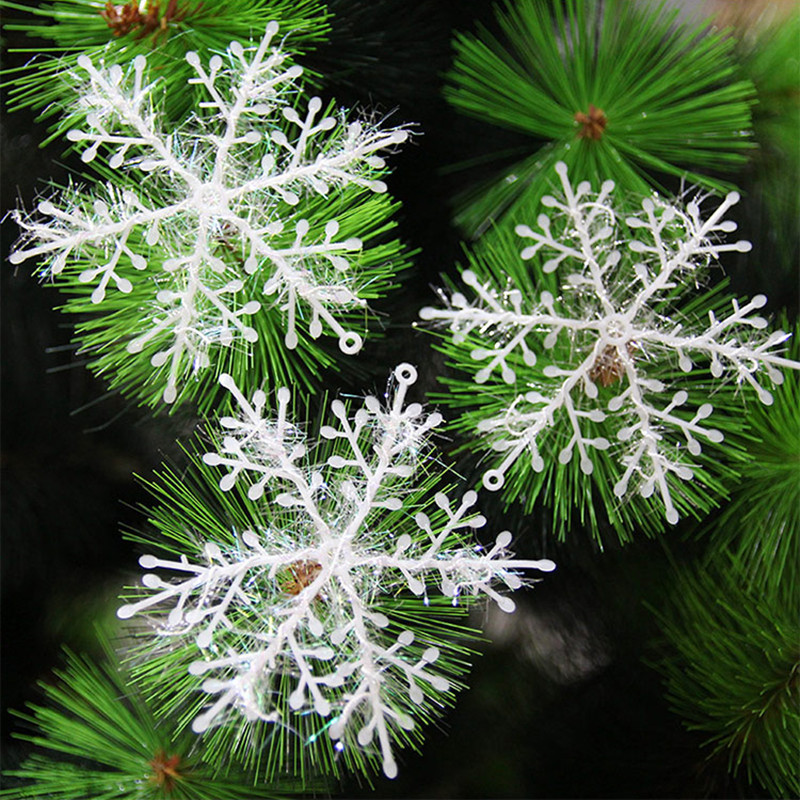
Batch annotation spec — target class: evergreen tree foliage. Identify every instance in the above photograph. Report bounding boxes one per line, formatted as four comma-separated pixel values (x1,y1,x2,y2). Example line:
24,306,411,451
2,2,798,797
711,323,800,603
650,328,798,800
0,639,310,799
732,7,800,281
445,0,755,237
653,553,800,799
0,0,331,141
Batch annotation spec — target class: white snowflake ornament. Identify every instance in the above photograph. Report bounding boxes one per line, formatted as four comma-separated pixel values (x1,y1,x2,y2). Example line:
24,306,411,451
118,364,554,778
421,162,800,529
9,23,410,409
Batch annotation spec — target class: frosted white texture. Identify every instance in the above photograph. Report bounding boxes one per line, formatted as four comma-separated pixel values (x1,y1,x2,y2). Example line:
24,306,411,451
10,24,408,403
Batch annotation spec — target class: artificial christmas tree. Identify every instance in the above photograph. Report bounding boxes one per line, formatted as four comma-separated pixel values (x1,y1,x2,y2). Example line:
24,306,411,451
2,1,797,797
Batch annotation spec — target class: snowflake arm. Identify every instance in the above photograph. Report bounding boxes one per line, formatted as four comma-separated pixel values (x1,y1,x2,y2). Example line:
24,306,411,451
420,271,592,384
65,53,176,171
642,297,794,404
363,491,551,611
9,188,186,304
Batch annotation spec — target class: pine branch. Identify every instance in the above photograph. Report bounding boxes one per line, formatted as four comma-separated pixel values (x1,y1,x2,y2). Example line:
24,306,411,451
651,553,800,798
445,0,755,237
710,320,800,600
1,0,331,142
0,636,313,799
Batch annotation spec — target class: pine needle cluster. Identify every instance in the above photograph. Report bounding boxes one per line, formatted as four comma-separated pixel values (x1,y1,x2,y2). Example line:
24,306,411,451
445,0,755,237
0,641,310,800
1,0,331,142
653,554,800,798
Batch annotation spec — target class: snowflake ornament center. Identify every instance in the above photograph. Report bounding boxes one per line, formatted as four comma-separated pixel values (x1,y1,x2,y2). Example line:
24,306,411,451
193,182,230,215
589,343,635,387
599,314,632,346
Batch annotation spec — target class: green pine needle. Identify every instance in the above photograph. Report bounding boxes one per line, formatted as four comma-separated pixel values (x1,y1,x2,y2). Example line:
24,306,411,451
711,321,800,599
445,0,755,237
1,0,331,142
652,553,800,798
735,9,800,275
0,637,314,799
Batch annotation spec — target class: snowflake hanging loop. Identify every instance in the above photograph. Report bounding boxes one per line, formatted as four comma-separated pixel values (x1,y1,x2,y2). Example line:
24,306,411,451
421,162,800,526
9,23,410,406
118,364,554,778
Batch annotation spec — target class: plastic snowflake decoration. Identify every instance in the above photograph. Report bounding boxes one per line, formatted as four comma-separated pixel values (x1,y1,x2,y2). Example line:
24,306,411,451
117,364,554,778
9,23,409,406
421,162,800,526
